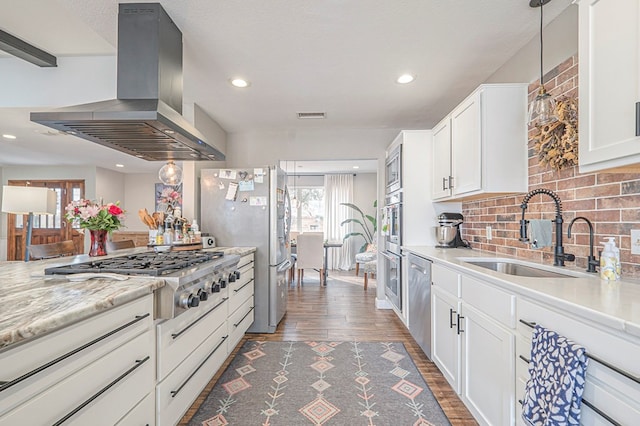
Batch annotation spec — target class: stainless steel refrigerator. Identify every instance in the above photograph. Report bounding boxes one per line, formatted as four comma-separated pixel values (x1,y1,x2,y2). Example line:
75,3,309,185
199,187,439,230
200,166,291,333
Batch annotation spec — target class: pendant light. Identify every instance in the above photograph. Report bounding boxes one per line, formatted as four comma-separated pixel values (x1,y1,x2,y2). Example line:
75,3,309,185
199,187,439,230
528,0,558,126
158,160,183,186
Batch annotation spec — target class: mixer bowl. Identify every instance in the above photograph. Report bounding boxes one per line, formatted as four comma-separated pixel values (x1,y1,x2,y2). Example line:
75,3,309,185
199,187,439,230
435,225,457,246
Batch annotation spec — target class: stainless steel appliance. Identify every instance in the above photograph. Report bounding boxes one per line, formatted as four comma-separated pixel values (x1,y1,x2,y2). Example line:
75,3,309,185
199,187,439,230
385,145,402,193
381,250,401,310
384,190,402,254
435,212,470,248
200,166,291,333
30,3,224,162
44,250,240,319
407,253,432,358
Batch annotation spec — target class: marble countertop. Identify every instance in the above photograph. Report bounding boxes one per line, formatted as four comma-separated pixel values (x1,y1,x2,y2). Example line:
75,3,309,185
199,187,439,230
403,246,640,340
0,246,255,351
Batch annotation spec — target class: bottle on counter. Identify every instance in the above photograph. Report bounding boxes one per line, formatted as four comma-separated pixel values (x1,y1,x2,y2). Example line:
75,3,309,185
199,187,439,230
191,219,199,233
600,240,619,281
604,236,621,278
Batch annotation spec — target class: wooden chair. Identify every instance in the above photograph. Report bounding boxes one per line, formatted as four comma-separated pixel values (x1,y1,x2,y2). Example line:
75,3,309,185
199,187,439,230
29,240,77,260
295,233,325,286
106,239,136,253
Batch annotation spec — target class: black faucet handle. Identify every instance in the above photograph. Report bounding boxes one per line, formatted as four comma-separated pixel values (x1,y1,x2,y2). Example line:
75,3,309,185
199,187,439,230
519,219,529,242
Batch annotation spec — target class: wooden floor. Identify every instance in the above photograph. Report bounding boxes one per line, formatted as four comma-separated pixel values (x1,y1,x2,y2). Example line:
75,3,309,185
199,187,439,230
180,270,477,425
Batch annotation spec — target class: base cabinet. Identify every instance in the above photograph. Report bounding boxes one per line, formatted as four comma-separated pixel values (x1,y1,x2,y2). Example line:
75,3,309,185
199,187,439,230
431,263,516,426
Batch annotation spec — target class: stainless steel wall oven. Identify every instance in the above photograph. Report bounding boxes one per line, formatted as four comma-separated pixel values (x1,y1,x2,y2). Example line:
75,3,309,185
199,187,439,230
381,250,401,311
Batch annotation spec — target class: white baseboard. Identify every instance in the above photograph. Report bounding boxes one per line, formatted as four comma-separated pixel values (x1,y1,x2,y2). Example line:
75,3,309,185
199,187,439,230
376,297,392,309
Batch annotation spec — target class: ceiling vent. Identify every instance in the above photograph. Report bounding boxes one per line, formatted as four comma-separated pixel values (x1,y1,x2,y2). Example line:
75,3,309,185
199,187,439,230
297,112,326,119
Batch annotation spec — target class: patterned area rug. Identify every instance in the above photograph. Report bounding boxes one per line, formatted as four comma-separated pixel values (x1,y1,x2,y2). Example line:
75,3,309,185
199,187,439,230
187,340,450,425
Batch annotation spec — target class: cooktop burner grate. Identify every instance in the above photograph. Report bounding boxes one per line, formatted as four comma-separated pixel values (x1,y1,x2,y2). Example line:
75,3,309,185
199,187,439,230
44,250,224,276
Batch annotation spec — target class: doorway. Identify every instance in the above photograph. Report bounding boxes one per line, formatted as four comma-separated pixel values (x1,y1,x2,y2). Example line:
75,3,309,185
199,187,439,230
6,180,85,260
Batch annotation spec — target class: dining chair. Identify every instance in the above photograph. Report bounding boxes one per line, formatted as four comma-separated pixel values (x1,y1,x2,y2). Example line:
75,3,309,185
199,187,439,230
29,240,77,260
295,232,325,286
106,239,136,253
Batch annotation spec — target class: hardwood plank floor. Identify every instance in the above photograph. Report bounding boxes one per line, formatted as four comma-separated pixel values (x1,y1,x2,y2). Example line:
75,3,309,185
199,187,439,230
180,270,477,425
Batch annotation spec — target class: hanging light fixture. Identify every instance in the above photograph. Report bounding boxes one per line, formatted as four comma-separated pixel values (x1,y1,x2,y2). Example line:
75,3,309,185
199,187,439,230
528,0,558,126
158,160,183,186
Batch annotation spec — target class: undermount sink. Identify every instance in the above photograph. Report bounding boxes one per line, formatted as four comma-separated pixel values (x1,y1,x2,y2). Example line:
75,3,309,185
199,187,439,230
460,259,579,278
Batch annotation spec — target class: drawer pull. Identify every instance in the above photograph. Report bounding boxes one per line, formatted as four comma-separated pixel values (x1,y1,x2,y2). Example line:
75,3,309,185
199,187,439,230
170,335,228,398
519,355,530,364
233,279,254,293
449,308,457,329
52,355,150,425
171,298,228,339
234,306,255,328
582,399,621,426
456,314,465,335
519,319,537,328
0,312,150,393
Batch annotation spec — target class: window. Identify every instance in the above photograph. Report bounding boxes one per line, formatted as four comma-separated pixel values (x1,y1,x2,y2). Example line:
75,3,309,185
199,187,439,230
290,187,324,233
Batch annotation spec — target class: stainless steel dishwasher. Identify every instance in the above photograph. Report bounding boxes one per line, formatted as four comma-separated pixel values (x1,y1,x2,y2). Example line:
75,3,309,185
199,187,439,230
407,252,432,358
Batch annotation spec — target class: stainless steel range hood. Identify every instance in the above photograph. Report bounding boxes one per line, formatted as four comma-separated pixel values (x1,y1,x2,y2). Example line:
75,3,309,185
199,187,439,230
30,3,224,162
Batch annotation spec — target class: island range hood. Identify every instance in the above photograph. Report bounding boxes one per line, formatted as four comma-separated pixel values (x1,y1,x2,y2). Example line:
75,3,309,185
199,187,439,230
31,3,224,162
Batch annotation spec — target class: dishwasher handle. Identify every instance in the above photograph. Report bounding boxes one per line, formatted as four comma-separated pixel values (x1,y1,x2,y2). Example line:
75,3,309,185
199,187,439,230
410,263,428,275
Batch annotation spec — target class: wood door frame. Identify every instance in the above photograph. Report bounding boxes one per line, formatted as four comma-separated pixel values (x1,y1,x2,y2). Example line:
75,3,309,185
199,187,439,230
6,180,85,260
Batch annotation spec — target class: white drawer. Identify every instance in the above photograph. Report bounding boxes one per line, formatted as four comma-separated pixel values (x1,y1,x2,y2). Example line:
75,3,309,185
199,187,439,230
238,253,254,270
229,269,254,314
156,322,229,426
0,329,154,426
461,274,516,328
228,296,254,352
517,298,640,425
432,263,460,297
0,296,153,414
156,294,228,381
116,391,155,426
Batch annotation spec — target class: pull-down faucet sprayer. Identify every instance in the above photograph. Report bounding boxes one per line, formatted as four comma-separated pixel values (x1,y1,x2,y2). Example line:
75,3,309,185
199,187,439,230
519,188,574,267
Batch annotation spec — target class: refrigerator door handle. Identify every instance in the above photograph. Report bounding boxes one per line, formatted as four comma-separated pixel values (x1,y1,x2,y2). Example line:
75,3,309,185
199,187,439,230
276,259,293,272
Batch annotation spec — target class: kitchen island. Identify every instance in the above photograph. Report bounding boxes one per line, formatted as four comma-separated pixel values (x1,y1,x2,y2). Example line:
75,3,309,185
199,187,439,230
0,246,256,425
403,246,640,425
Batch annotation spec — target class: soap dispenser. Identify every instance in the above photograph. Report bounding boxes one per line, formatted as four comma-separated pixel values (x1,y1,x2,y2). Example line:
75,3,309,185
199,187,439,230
600,240,619,281
605,237,621,278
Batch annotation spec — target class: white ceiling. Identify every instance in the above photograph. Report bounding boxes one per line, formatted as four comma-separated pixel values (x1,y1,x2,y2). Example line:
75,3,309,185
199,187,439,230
0,0,572,174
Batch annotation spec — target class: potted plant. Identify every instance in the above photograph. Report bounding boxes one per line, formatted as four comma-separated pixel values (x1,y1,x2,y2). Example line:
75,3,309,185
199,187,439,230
340,201,377,253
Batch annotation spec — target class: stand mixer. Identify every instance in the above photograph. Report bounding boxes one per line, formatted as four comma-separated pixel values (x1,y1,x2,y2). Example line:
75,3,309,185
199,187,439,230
435,212,470,248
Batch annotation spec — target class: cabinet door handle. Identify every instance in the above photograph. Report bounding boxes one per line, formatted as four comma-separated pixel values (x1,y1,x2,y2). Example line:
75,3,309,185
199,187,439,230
170,335,228,398
233,306,255,328
448,176,454,189
442,177,448,190
0,312,150,393
233,279,254,293
53,356,150,425
449,308,457,329
636,102,640,136
456,314,465,334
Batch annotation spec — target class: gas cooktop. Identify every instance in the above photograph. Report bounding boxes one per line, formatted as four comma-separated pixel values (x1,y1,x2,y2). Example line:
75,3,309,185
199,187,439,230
44,250,224,277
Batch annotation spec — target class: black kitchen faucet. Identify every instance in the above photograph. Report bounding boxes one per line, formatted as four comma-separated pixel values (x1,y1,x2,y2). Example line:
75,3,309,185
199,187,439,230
568,216,599,273
519,188,575,267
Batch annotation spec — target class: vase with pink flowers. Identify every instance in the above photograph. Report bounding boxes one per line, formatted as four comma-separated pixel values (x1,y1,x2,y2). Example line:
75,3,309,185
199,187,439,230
64,199,125,256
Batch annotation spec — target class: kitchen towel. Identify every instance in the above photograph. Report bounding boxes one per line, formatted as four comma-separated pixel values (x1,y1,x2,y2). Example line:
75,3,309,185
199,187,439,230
522,325,589,426
529,219,553,249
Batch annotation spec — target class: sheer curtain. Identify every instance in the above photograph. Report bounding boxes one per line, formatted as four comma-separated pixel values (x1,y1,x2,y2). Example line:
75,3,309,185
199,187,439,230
324,174,354,270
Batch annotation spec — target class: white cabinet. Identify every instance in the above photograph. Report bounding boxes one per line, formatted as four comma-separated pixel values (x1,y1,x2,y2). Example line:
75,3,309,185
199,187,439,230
577,0,640,172
431,263,516,426
0,296,155,425
228,253,255,351
432,84,528,201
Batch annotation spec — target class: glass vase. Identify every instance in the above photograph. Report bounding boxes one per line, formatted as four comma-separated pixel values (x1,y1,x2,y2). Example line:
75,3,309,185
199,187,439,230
89,229,108,257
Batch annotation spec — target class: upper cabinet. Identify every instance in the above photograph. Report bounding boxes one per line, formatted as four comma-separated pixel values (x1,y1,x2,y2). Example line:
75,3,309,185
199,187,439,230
578,0,640,172
432,84,528,201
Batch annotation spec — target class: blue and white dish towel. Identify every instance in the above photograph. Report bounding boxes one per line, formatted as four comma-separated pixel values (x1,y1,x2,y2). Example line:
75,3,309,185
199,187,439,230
522,325,589,425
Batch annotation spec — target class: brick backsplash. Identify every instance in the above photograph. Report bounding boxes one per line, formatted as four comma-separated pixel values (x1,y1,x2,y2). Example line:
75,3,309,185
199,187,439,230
460,55,640,278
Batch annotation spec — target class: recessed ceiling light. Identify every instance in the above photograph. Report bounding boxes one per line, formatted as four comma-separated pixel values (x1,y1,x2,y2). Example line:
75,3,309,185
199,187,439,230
115,164,124,168
396,74,416,84
353,166,360,169
2,134,17,140
230,78,250,88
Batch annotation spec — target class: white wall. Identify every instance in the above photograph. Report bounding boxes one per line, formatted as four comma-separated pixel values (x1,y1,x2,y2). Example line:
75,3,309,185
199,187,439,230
123,173,160,232
486,5,578,84
96,167,125,206
352,172,378,248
